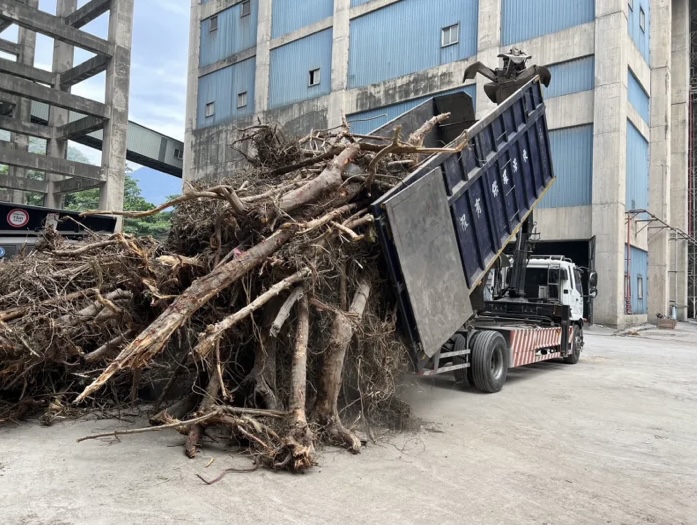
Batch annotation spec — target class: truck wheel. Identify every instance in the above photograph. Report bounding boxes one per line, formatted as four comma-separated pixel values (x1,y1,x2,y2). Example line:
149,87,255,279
471,331,508,393
451,334,470,388
563,325,583,364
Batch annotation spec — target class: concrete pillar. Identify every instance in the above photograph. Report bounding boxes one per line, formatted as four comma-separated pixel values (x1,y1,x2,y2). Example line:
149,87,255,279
183,0,202,183
475,0,501,119
327,0,351,128
669,0,690,320
44,0,77,209
254,0,272,115
591,0,629,327
647,0,672,320
7,0,39,205
98,0,134,224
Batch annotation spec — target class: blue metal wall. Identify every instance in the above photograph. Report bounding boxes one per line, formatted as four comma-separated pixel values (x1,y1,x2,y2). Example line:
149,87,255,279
269,29,333,109
200,1,258,67
348,0,479,88
539,125,594,208
628,0,650,63
626,245,648,314
626,120,649,211
197,57,256,129
271,0,334,38
628,69,650,124
346,85,477,135
501,0,594,46
544,56,595,98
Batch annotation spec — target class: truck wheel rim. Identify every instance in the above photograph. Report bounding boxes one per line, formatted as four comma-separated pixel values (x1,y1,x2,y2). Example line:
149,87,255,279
491,348,504,380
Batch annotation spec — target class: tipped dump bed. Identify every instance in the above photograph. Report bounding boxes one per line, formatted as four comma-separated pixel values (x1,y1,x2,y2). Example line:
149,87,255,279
367,79,555,369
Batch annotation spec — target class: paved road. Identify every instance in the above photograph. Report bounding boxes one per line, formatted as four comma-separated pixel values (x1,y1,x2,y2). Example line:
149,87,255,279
1,323,696,525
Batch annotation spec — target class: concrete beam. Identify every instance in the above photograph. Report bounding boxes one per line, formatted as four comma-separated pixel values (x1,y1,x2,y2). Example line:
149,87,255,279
60,55,108,88
0,114,52,139
0,73,109,118
0,18,11,32
0,0,112,56
54,176,103,194
0,38,20,56
0,173,48,193
64,0,111,28
0,142,104,180
56,115,104,140
0,57,55,85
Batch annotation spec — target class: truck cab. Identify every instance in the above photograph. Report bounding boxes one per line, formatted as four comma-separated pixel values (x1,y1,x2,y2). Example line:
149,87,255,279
525,256,589,324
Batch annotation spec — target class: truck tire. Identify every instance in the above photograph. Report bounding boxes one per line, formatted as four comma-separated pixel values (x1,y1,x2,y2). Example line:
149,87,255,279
563,325,583,364
451,334,470,388
471,331,508,393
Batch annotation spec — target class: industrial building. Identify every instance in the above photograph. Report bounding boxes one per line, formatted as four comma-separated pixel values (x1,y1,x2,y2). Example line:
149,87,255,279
0,0,184,213
185,0,695,327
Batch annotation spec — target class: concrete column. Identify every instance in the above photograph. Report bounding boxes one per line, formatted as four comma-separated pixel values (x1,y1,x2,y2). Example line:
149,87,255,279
647,0,672,320
327,0,351,128
44,0,77,209
8,0,39,205
183,0,202,183
98,0,134,223
254,0,272,115
475,0,501,119
669,0,690,319
591,0,629,327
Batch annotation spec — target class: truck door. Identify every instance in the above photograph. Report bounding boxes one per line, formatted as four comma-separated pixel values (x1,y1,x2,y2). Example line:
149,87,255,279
571,267,585,322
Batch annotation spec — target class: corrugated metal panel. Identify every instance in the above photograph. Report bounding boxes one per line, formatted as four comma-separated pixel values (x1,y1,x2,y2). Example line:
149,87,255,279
350,0,372,6
346,85,477,135
269,29,333,109
626,119,649,210
271,0,334,38
200,1,258,67
544,56,595,98
538,125,593,209
197,57,256,129
628,0,649,62
628,69,649,124
348,0,478,88
501,0,594,46
626,245,648,314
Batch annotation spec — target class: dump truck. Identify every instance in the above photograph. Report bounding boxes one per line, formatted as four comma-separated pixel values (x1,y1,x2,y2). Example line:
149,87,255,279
365,67,597,393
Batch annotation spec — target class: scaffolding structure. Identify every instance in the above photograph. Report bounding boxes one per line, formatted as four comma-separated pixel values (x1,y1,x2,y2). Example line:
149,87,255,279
689,4,697,318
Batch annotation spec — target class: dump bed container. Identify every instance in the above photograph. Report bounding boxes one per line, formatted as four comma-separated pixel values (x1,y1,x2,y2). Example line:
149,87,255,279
367,79,555,369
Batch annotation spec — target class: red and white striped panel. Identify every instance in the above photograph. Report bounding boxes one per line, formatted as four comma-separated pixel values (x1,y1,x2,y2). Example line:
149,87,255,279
510,326,568,367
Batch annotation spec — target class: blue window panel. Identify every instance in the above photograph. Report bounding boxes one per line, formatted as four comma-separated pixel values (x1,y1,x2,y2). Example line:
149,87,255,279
626,120,649,211
269,29,333,109
543,56,595,99
350,0,372,6
628,0,650,63
272,0,334,38
347,85,476,136
200,1,258,67
625,245,648,314
501,0,594,46
538,125,593,209
628,69,650,124
197,57,256,129
348,0,479,88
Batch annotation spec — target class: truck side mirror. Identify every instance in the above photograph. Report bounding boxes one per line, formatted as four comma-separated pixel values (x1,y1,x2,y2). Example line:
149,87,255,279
589,289,598,299
589,271,598,288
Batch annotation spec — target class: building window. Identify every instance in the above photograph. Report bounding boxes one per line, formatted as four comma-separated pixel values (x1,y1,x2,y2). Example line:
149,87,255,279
628,0,633,10
209,15,218,32
205,102,215,118
237,91,248,108
637,275,644,299
441,23,460,48
241,0,251,17
174,148,183,160
639,7,645,32
308,68,321,87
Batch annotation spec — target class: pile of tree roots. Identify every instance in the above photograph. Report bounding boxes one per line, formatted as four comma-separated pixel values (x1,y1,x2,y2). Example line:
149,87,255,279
0,117,458,472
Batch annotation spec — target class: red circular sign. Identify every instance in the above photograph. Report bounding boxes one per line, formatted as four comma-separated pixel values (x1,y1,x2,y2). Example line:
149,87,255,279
7,208,30,228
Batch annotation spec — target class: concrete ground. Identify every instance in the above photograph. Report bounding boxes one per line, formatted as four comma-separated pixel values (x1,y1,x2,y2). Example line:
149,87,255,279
1,323,696,525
